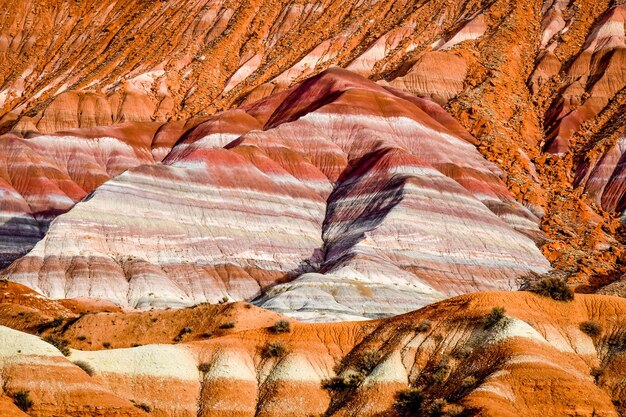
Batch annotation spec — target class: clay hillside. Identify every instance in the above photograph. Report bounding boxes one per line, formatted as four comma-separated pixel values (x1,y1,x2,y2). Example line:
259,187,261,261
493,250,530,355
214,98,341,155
1,0,626,416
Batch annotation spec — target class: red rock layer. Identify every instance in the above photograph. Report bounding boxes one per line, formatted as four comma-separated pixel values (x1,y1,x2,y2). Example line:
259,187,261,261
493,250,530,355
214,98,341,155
2,290,626,416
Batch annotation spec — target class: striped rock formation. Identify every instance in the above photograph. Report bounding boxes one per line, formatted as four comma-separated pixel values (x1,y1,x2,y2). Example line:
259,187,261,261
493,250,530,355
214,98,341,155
0,325,146,416
542,5,626,154
3,69,549,319
2,1,626,290
2,289,626,416
0,122,188,268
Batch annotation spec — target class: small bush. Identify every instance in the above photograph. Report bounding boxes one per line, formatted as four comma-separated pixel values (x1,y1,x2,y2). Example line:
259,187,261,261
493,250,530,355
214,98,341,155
451,345,473,360
76,335,87,341
461,376,477,388
199,332,212,338
261,341,287,358
102,342,111,349
394,388,423,415
269,320,291,334
322,372,365,391
579,321,601,338
49,316,65,327
198,363,211,373
174,326,193,342
219,322,235,329
484,307,506,329
428,398,448,416
133,401,152,413
12,390,33,411
416,320,432,333
445,404,466,416
428,361,450,385
530,277,574,301
591,366,604,383
607,331,626,351
356,351,381,374
73,360,94,376
43,335,71,356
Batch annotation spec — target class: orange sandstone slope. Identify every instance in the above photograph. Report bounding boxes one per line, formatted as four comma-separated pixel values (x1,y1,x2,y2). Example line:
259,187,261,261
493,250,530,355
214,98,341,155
1,0,626,290
2,289,626,416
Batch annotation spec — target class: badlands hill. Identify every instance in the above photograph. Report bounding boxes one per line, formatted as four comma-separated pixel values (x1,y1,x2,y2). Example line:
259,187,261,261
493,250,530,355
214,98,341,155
0,68,550,320
0,281,625,417
1,1,626,416
0,0,625,301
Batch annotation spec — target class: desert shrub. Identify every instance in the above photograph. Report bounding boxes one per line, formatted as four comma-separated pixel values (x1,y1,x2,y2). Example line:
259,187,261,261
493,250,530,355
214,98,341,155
269,320,291,334
76,335,87,341
530,277,574,301
244,303,253,309
397,344,507,416
356,351,381,374
261,341,287,358
102,341,111,349
428,361,450,385
444,404,466,416
451,345,473,360
198,363,211,373
43,335,71,356
461,376,477,388
219,296,229,304
428,398,448,416
199,332,212,338
416,320,433,333
219,322,235,329
322,372,365,391
12,390,33,411
579,321,602,338
394,388,424,416
49,316,65,327
591,366,604,383
132,401,152,413
605,329,626,351
484,307,506,329
174,326,193,342
73,360,94,376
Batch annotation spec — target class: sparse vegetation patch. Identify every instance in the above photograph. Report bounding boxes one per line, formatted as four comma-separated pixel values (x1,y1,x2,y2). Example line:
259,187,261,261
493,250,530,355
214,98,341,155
73,360,95,376
43,335,71,356
12,390,33,411
261,341,287,358
269,319,291,334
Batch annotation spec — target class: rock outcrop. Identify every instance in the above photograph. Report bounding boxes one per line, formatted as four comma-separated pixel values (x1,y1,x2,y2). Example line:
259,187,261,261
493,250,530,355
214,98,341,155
1,288,626,416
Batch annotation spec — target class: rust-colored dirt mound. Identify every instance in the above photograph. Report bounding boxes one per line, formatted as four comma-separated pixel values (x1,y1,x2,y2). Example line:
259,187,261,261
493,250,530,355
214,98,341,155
1,284,626,416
